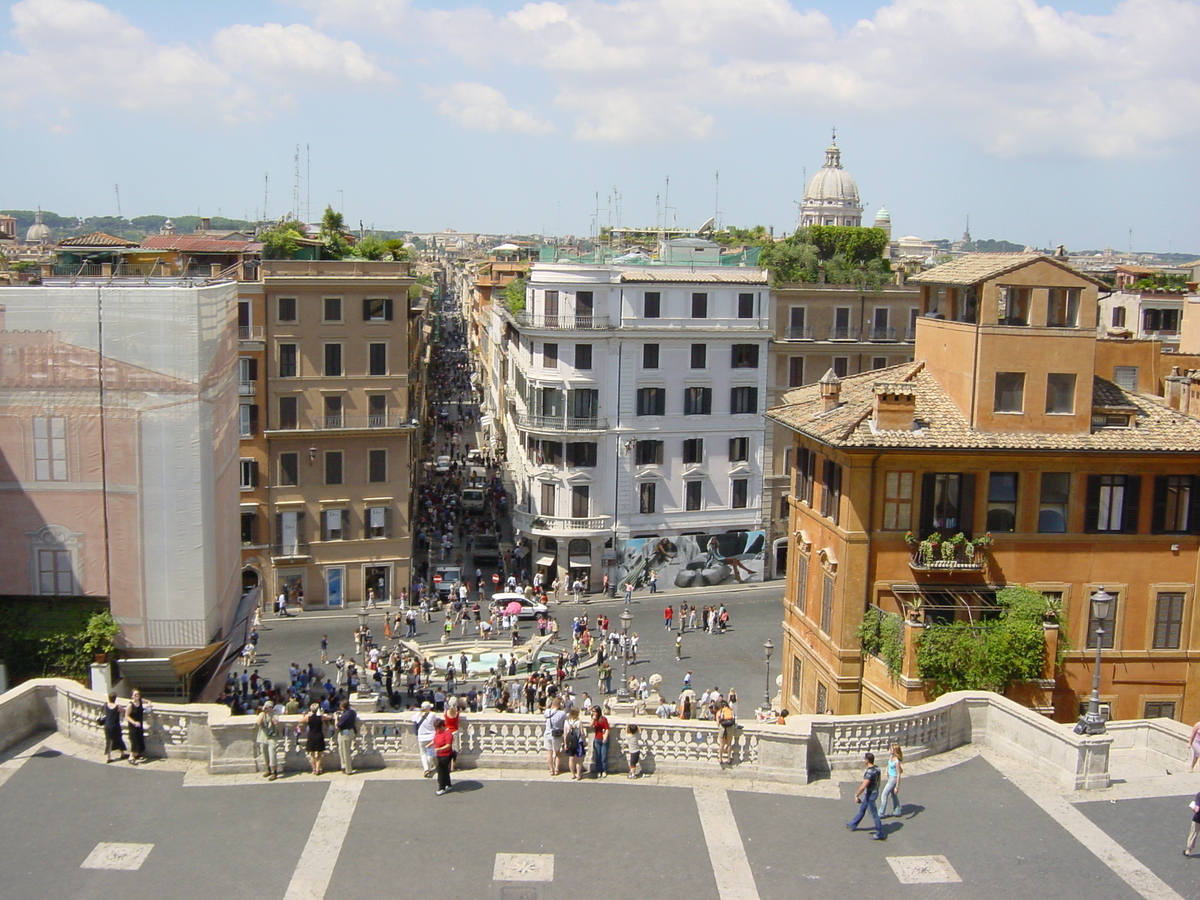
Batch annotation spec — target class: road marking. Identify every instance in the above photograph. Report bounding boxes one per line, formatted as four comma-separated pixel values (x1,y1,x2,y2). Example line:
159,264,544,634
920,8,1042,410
282,778,363,900
694,786,760,900
984,751,1183,900
887,855,961,884
81,842,153,871
493,853,554,882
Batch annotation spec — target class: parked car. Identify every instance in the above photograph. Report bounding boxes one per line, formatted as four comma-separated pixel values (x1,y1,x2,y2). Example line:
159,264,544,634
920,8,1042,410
490,592,548,619
472,533,501,561
434,455,451,473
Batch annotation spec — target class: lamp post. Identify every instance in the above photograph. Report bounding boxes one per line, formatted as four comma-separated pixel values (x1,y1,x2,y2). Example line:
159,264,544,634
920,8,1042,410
761,639,775,713
1074,587,1113,736
616,609,634,701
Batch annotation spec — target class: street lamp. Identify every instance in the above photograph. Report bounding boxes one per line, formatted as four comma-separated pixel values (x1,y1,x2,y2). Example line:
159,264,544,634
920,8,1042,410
1074,587,1113,736
761,639,775,712
616,609,634,701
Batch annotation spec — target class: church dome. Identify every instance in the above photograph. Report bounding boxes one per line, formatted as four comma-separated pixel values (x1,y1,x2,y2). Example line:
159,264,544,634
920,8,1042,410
804,140,860,204
874,206,891,223
25,209,51,244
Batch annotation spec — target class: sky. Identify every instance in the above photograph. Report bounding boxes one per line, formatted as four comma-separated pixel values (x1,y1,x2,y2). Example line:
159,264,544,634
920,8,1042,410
1,0,1197,253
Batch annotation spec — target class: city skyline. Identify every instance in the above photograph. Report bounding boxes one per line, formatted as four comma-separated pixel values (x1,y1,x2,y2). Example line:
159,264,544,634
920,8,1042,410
1,0,1197,253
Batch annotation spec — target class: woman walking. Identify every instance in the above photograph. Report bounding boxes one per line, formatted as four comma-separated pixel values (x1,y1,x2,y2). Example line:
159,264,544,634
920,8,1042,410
102,693,128,763
879,744,904,817
304,703,329,775
125,689,151,764
433,718,455,795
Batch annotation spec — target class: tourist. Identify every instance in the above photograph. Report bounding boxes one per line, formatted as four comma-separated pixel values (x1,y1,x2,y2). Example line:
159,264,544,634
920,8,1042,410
304,703,329,775
879,744,904,817
444,699,463,771
101,693,127,763
412,701,438,777
717,697,737,764
1190,718,1200,772
335,700,359,775
591,707,610,777
125,689,151,765
846,752,885,839
565,708,586,780
255,703,282,780
432,718,454,795
543,697,567,776
663,604,673,629
623,723,643,778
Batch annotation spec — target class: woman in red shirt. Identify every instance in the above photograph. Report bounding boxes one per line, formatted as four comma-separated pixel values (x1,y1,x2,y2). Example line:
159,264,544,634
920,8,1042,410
432,718,455,795
443,700,463,771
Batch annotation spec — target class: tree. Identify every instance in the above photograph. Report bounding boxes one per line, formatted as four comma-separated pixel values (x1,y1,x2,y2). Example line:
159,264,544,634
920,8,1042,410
505,277,528,314
759,226,892,287
260,220,306,259
319,205,350,260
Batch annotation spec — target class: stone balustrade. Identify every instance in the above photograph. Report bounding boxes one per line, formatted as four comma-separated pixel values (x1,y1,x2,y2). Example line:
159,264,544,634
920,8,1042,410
0,679,1116,789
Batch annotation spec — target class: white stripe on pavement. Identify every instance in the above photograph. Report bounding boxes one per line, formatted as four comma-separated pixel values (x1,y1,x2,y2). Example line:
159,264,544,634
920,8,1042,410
282,778,363,900
694,786,761,900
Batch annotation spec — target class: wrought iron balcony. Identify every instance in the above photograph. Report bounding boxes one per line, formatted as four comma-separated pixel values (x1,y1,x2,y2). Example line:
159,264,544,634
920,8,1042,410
511,312,611,330
828,325,860,341
238,325,264,342
909,545,984,571
515,412,608,433
786,325,814,340
513,509,612,534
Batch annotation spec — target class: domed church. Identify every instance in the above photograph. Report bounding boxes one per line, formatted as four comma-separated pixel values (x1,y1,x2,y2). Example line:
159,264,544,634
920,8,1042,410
798,131,863,229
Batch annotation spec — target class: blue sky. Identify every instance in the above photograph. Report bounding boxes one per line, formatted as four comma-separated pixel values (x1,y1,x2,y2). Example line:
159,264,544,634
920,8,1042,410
1,0,1197,253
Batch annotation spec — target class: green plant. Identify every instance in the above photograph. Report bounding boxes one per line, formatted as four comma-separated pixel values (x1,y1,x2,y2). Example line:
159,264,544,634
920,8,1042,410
505,277,528,314
916,586,1055,696
918,532,941,566
260,220,306,259
855,606,905,679
81,610,120,661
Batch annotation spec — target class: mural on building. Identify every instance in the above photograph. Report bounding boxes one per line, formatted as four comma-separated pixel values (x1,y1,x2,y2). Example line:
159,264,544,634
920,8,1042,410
616,532,765,589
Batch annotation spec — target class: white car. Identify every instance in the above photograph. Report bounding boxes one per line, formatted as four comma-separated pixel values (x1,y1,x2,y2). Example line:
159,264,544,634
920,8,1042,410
491,592,548,619
434,455,451,473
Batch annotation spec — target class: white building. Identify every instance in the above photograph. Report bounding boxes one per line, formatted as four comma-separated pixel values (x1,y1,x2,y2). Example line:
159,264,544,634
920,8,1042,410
491,261,771,593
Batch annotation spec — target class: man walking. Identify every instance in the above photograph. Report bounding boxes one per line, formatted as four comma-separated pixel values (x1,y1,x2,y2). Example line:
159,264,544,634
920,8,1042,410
675,632,683,661
846,752,885,839
335,700,359,775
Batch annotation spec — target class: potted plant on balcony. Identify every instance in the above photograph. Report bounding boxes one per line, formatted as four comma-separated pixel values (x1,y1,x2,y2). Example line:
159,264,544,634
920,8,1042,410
942,532,968,562
918,532,941,566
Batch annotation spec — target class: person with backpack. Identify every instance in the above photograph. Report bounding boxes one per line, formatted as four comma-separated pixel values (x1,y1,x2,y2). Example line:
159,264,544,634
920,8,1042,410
565,708,586,780
717,699,737,764
846,752,885,839
543,697,568,776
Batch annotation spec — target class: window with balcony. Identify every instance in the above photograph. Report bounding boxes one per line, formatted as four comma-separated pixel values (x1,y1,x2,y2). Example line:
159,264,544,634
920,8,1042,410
275,510,305,555
738,293,754,318
323,297,342,322
730,386,758,415
239,458,258,490
882,471,913,531
691,292,708,318
322,508,347,541
684,386,712,415
1038,472,1070,532
279,452,298,486
644,291,661,318
571,485,590,518
575,343,592,370
1085,474,1139,533
636,387,665,416
1046,373,1076,414
639,481,656,514
994,372,1025,413
566,442,597,467
363,298,394,321
536,387,564,419
368,394,387,424
731,478,748,509
1152,475,1198,534
635,440,663,465
682,438,703,464
324,343,343,377
239,404,258,437
987,472,1018,532
277,297,297,322
368,342,388,376
685,480,702,511
238,357,257,394
576,291,594,324
731,344,759,368
369,448,387,483
821,460,842,523
325,451,344,485
1047,288,1080,327
540,482,556,516
367,506,392,538
543,290,559,326
690,343,707,369
568,388,599,420
324,395,343,428
788,357,805,387
642,343,659,369
729,436,749,463
543,342,558,368
278,343,297,378
920,472,972,534
832,307,852,340
1153,592,1185,649
278,396,298,430
789,307,807,338
32,416,67,481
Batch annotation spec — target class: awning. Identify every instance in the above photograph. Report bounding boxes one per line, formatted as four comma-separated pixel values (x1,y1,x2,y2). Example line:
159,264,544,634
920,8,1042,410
535,553,557,567
569,556,592,568
480,414,493,426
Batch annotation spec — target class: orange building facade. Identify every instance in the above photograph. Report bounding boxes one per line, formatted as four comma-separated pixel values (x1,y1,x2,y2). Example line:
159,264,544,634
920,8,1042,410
769,254,1200,724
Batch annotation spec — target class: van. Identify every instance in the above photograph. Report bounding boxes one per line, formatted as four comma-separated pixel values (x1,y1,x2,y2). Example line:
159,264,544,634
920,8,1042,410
473,533,501,562
460,488,486,512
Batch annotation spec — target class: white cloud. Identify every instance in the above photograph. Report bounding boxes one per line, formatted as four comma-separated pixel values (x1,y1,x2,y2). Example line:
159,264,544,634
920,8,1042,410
426,81,555,134
0,0,390,126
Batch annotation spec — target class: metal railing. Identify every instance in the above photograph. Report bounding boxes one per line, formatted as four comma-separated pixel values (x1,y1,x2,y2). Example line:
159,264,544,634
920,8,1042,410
786,325,814,340
512,509,612,533
238,326,264,342
272,542,311,558
512,312,611,330
238,382,255,396
828,325,859,341
865,326,898,342
516,412,607,432
312,415,409,430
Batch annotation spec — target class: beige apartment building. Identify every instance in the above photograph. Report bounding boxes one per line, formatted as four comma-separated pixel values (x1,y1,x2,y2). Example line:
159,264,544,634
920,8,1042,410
239,260,425,609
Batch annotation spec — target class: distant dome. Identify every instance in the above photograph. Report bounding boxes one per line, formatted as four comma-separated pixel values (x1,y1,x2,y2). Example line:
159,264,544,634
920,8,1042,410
25,209,51,244
874,206,891,223
161,218,176,235
798,132,864,229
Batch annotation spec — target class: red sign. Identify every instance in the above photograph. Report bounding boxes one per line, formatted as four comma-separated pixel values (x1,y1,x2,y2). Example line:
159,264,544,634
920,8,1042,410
433,574,443,583
492,573,501,584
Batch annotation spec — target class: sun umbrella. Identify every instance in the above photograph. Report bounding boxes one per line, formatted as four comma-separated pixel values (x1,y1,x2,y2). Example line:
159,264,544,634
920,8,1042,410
505,601,524,616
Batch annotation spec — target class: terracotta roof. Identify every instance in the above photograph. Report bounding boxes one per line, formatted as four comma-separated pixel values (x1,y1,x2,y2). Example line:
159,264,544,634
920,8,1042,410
767,361,1200,452
618,268,768,284
141,235,261,253
909,253,1106,288
57,232,139,248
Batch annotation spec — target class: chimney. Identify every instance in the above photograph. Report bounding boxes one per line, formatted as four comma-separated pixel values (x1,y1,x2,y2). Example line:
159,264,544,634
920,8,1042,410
1165,366,1186,410
873,383,917,431
818,368,842,413
200,217,212,232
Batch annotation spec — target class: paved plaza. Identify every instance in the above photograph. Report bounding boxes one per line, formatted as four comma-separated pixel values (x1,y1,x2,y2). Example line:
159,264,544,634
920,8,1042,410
3,727,1200,900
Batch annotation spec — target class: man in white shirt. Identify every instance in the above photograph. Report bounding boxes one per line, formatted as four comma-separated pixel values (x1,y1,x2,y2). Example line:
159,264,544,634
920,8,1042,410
412,701,438,777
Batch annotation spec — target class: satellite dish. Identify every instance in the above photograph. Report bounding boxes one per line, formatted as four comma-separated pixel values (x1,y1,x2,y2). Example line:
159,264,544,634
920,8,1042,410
697,217,715,235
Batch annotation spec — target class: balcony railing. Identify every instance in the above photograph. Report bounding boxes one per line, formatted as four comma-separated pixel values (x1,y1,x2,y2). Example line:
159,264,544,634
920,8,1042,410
238,325,264,342
511,312,611,330
904,326,917,342
310,414,410,430
909,545,984,571
238,381,256,396
513,509,612,533
786,325,814,340
515,412,608,432
865,326,898,342
828,325,859,341
272,542,311,559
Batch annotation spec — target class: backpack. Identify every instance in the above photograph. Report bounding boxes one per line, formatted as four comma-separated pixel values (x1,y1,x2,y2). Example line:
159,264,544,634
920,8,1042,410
565,728,580,753
718,706,735,728
412,712,430,735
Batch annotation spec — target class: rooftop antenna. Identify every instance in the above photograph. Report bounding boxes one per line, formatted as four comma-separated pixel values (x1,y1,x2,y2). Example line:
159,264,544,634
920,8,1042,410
114,184,122,219
306,143,311,223
263,173,269,222
292,144,301,222
714,171,720,232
